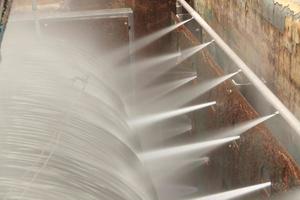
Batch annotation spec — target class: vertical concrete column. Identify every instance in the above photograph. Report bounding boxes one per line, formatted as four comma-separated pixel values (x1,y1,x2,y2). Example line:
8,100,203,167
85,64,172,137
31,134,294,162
125,0,175,55
131,0,173,38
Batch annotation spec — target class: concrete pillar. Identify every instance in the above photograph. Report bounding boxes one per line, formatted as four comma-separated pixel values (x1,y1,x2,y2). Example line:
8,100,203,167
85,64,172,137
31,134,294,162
126,0,175,56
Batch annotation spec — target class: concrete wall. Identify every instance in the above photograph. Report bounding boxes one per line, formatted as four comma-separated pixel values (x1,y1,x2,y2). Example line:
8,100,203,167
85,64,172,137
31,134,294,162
172,5,300,196
191,0,300,180
174,27,300,198
193,0,300,122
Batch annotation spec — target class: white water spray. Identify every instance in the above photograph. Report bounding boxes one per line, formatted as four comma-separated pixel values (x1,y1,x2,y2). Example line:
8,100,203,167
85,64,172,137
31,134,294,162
178,40,214,62
130,75,197,107
191,182,271,200
206,111,280,139
139,41,214,86
129,101,216,128
148,70,241,112
105,18,194,66
141,136,240,161
131,18,194,53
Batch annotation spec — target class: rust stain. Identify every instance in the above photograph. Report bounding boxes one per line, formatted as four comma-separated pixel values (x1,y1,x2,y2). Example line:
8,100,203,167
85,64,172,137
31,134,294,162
174,9,300,195
194,0,300,129
275,0,300,14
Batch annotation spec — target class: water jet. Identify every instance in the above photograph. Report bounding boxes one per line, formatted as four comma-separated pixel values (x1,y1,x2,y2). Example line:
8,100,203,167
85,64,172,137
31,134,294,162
178,40,214,62
147,70,241,112
105,18,194,66
129,101,216,128
139,41,214,86
129,75,197,108
141,136,240,161
4,1,300,200
190,182,271,200
131,18,194,53
203,111,280,140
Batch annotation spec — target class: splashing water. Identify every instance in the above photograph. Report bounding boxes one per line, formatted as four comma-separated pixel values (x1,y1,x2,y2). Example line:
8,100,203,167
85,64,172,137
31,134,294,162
143,70,241,113
103,18,194,67
131,52,181,72
127,75,197,109
205,111,280,140
0,27,157,200
137,115,193,149
178,40,214,62
191,182,271,200
0,3,275,200
140,136,240,161
147,157,209,172
111,51,182,92
137,41,214,87
110,41,212,93
130,18,194,54
152,120,193,140
148,157,210,183
156,184,198,200
129,101,216,128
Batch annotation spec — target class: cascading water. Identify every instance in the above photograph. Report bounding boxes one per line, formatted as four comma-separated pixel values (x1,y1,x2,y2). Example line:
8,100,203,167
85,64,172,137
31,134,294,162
0,3,276,200
0,34,158,200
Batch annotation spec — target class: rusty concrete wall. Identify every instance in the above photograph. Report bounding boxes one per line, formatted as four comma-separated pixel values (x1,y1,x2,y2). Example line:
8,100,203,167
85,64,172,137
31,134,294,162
190,0,300,177
131,0,175,56
203,61,300,196
173,12,300,197
193,0,300,126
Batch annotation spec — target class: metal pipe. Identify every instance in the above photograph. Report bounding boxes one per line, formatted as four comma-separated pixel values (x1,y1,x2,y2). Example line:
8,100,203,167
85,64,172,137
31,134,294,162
177,0,300,135
10,8,134,22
